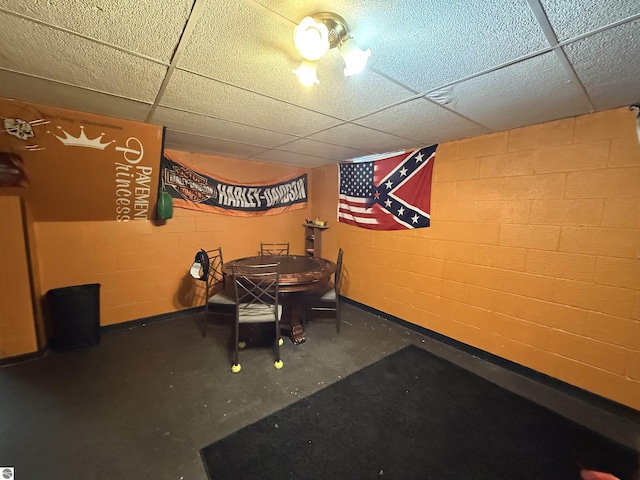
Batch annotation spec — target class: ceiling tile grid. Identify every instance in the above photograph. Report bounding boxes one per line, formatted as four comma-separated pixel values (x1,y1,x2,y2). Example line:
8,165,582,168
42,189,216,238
277,0,551,93
354,97,490,146
0,0,638,167
164,130,269,159
177,0,294,83
0,70,152,122
0,12,167,103
309,123,421,153
0,1,192,62
176,1,417,121
539,0,640,41
562,19,640,110
268,137,371,161
159,69,343,137
152,106,299,148
251,148,338,168
442,51,593,131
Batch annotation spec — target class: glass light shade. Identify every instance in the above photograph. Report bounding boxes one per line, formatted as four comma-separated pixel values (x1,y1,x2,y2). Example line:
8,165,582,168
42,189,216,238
340,37,371,76
293,16,330,60
293,60,320,86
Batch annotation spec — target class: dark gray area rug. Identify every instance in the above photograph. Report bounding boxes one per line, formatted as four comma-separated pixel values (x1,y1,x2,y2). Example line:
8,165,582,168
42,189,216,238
200,345,639,480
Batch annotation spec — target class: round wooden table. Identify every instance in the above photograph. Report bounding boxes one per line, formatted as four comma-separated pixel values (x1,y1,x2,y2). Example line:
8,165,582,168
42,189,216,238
223,255,336,344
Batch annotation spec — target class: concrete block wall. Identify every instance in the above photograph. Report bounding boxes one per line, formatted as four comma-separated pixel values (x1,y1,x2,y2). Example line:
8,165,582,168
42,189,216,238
32,150,308,329
0,197,37,357
314,107,640,410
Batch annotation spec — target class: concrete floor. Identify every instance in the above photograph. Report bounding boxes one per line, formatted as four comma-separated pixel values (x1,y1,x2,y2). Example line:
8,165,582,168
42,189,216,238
1,302,638,480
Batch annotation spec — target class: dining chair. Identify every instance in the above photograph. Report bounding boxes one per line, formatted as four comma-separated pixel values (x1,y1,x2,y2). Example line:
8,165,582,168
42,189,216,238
302,248,344,333
260,242,290,255
189,247,235,335
231,262,284,373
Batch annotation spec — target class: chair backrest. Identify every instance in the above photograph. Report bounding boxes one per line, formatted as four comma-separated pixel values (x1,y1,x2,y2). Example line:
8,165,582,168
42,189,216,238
189,247,226,304
334,248,344,292
232,263,280,318
260,242,290,255
190,247,225,289
207,247,225,289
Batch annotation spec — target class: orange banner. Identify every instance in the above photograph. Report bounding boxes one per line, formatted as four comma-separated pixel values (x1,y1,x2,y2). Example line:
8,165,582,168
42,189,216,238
162,152,308,216
0,97,163,221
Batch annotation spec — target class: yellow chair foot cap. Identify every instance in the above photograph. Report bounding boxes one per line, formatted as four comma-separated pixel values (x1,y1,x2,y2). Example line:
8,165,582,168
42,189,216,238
238,341,246,349
278,338,284,346
274,360,284,369
231,364,242,373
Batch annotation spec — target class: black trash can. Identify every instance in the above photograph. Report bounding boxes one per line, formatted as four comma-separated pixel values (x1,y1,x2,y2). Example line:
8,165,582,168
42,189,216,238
46,283,101,351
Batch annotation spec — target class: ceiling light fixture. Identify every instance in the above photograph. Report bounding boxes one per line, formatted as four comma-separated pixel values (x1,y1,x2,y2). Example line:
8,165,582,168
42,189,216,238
292,12,371,86
292,59,320,86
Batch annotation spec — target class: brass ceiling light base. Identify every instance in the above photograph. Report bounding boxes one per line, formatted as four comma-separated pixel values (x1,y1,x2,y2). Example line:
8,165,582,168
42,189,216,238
311,12,349,49
292,11,370,85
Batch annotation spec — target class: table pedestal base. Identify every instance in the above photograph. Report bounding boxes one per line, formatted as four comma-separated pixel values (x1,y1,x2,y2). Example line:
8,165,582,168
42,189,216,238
222,255,336,346
289,323,305,345
280,292,306,345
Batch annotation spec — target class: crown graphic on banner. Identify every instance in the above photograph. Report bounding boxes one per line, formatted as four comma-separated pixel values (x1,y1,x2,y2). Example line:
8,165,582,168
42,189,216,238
48,125,115,150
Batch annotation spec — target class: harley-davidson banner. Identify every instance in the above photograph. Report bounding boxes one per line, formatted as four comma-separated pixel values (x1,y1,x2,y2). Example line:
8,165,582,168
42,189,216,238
161,152,307,216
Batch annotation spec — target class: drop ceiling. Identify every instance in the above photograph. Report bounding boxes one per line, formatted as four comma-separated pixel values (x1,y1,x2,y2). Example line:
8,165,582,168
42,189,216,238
0,0,638,168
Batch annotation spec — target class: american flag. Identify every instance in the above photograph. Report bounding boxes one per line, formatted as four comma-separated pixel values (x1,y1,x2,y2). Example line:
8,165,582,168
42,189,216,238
338,145,437,230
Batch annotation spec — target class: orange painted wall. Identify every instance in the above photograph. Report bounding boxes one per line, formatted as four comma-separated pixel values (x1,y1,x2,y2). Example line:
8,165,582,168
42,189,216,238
0,197,37,357
3,99,639,411
31,149,309,328
312,107,640,410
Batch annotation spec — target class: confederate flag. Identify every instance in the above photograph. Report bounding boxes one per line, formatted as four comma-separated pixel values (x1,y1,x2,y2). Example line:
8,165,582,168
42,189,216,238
338,145,437,230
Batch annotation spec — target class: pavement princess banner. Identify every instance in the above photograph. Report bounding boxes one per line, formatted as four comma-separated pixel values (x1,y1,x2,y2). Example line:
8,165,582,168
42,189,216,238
0,97,163,221
160,153,308,216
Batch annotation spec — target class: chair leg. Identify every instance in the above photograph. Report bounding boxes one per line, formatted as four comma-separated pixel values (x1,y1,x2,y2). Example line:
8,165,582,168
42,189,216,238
335,300,340,334
232,321,240,369
274,320,283,369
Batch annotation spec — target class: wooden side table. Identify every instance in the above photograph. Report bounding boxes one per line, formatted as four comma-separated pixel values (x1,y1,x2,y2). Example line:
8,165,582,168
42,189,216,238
303,223,328,257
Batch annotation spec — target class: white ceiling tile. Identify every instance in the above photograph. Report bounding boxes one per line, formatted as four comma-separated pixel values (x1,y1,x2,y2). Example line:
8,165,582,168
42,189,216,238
273,138,370,161
0,0,192,62
355,98,490,146
178,0,294,77
0,0,638,166
251,149,336,168
308,123,419,153
151,107,298,147
259,0,549,92
444,52,592,130
161,70,342,136
179,0,414,119
0,70,152,121
0,13,167,102
164,130,268,159
540,0,640,41
563,20,640,110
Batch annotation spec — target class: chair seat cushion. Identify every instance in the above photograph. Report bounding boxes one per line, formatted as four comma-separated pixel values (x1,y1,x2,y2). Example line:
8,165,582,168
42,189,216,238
208,291,235,305
315,289,336,301
303,283,336,301
238,303,282,323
